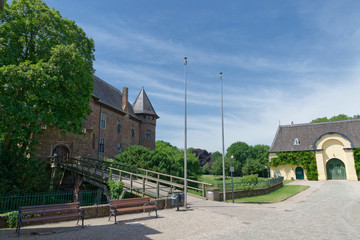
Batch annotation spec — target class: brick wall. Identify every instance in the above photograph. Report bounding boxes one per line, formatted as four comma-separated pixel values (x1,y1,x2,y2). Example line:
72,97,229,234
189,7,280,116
34,93,156,161
139,115,157,150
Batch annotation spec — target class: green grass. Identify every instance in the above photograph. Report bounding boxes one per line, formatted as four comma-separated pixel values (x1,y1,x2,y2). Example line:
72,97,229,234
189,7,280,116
283,180,294,184
188,188,202,196
232,185,309,203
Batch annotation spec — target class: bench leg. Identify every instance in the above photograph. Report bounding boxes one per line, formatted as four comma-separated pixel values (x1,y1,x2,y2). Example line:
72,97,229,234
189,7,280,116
81,209,85,229
108,210,112,222
17,222,21,237
114,211,117,224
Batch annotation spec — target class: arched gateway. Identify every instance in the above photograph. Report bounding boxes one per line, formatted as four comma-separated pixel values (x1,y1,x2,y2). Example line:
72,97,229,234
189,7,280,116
52,145,69,157
326,158,346,180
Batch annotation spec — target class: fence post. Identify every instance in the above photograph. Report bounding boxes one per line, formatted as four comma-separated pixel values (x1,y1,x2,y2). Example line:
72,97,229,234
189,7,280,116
142,178,145,197
157,181,160,198
130,174,133,189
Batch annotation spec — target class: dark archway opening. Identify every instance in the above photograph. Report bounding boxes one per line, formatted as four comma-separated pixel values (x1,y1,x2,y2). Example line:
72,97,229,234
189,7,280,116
52,145,69,157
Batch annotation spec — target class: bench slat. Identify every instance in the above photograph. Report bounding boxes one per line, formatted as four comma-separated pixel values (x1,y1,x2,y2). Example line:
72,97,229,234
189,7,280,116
21,213,82,223
21,208,79,216
21,202,79,210
115,205,156,213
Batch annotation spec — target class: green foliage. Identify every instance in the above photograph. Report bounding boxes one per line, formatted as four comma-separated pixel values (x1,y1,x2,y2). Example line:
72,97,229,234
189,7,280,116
311,114,360,123
107,179,124,200
352,148,360,178
0,0,94,194
7,211,18,228
0,0,94,149
242,158,264,175
238,174,258,183
215,142,269,176
270,151,318,180
114,141,201,181
0,151,50,194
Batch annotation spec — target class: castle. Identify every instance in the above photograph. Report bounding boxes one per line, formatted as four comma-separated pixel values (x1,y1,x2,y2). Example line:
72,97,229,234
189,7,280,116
34,75,159,160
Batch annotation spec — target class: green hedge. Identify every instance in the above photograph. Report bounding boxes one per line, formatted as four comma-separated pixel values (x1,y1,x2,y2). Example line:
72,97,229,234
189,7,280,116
270,151,318,180
352,149,360,178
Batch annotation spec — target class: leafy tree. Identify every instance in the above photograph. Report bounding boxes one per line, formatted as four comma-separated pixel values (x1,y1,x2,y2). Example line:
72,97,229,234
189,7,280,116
311,114,360,123
242,158,264,175
0,0,94,194
210,142,270,177
114,141,201,181
225,141,250,176
209,151,223,175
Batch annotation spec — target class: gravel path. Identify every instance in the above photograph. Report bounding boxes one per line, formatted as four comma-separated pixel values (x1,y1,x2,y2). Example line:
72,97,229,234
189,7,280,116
1,181,360,239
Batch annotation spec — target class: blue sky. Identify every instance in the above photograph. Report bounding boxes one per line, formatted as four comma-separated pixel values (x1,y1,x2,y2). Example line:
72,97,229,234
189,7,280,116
41,0,360,152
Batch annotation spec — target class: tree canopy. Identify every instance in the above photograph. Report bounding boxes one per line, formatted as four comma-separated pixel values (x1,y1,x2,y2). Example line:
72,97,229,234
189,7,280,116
311,114,360,123
0,0,95,194
210,142,269,177
114,141,201,180
0,0,95,155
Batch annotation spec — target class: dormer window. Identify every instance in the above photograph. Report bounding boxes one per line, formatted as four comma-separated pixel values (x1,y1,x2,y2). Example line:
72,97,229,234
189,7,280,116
294,138,300,145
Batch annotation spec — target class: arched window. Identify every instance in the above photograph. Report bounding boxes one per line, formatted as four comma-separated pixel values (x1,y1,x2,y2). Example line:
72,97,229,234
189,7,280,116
294,138,300,145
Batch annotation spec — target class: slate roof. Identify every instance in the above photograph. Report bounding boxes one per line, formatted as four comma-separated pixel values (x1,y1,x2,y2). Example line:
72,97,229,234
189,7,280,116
133,87,159,119
269,119,360,152
92,75,136,116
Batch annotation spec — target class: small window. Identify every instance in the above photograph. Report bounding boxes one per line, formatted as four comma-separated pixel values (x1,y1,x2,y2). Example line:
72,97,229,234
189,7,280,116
99,138,104,153
294,138,300,145
131,124,135,137
143,115,146,119
146,130,151,139
100,113,106,129
117,120,122,134
116,143,121,154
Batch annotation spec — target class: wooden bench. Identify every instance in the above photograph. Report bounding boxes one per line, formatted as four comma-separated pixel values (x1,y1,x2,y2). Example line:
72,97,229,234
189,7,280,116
109,197,157,224
16,202,84,237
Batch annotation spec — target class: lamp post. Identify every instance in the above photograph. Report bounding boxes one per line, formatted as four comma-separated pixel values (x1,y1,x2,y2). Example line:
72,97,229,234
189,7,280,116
230,155,234,203
184,57,188,208
220,72,226,202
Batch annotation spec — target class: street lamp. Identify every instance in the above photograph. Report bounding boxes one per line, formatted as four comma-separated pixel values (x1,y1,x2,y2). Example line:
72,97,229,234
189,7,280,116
184,57,188,208
220,72,226,202
230,155,234,203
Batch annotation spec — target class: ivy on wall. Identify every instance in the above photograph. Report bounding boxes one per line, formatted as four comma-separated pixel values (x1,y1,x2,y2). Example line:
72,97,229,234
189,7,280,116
270,151,318,180
352,149,360,178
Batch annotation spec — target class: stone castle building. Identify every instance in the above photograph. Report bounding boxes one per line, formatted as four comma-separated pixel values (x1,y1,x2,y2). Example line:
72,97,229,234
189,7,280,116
269,119,360,181
35,75,159,160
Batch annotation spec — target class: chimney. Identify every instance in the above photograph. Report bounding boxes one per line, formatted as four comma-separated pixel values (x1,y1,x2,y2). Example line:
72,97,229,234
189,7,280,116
122,87,128,111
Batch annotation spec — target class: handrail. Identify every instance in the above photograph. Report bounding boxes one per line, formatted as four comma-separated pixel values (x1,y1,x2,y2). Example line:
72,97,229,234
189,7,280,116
51,156,213,198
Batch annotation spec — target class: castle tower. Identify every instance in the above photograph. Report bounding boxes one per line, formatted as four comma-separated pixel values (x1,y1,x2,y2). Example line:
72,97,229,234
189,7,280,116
132,87,159,149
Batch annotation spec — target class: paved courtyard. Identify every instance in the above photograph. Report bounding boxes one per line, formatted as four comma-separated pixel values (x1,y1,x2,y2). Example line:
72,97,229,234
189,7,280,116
1,181,360,239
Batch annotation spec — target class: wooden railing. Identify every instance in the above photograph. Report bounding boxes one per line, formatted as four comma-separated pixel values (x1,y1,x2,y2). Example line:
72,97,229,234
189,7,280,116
51,157,213,198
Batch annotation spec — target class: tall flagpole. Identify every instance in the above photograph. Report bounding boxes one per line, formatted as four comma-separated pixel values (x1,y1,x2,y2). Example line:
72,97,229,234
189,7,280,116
184,57,188,208
220,72,226,202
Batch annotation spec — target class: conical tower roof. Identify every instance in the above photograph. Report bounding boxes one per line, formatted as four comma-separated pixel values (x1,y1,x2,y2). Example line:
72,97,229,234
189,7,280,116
133,87,159,119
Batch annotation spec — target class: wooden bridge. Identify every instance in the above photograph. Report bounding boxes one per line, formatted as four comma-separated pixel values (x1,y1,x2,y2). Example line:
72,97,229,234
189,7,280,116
50,157,212,199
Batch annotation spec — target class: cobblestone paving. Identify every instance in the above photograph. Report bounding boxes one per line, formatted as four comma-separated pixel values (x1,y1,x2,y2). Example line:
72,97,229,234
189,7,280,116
190,181,360,240
1,181,360,239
